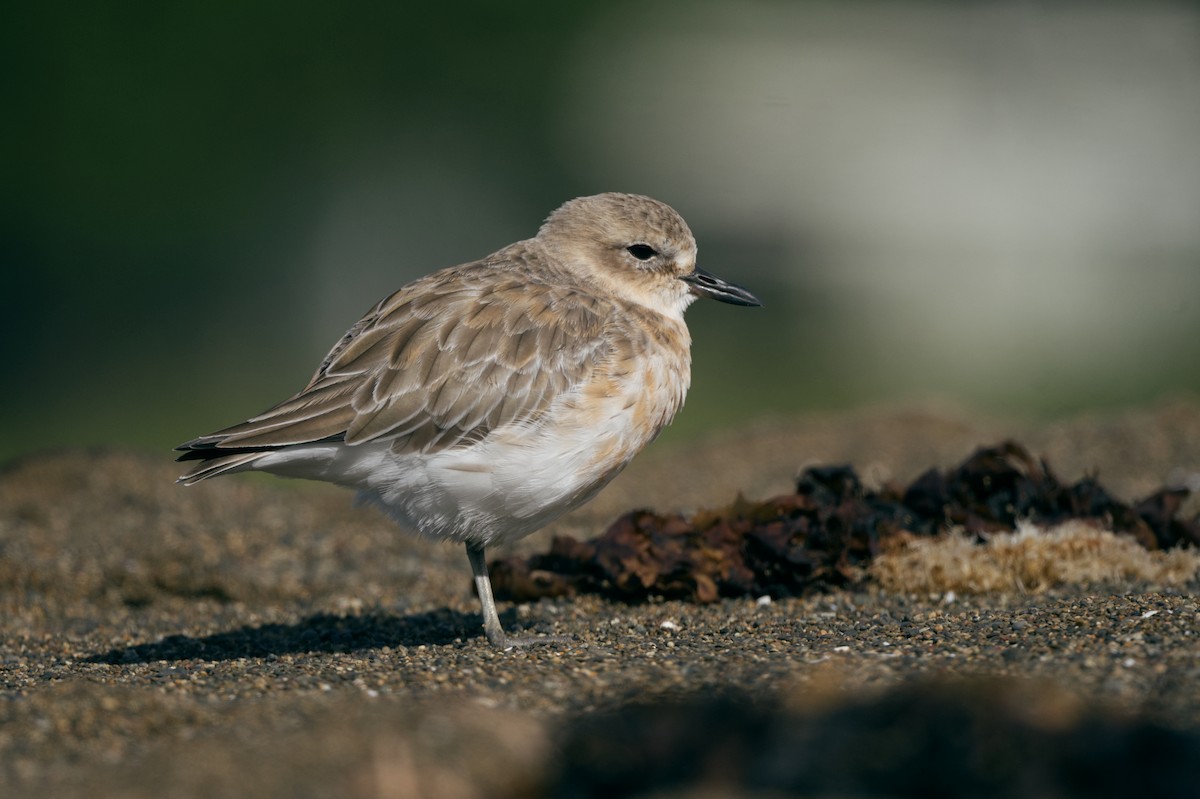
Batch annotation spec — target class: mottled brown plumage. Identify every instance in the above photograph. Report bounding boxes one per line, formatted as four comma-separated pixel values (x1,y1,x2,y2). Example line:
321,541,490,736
177,192,761,649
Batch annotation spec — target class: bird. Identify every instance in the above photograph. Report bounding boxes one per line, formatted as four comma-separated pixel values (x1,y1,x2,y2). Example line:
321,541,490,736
177,192,761,649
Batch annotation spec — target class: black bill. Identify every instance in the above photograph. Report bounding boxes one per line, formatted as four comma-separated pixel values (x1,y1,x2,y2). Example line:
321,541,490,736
680,267,763,307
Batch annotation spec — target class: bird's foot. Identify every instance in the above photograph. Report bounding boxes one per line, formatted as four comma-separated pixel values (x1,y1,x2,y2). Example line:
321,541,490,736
484,624,572,651
470,542,573,650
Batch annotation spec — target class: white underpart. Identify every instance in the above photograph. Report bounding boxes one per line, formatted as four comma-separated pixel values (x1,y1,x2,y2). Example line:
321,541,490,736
250,382,667,547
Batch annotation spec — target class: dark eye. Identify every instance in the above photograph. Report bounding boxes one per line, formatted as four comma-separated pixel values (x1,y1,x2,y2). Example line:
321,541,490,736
626,244,657,261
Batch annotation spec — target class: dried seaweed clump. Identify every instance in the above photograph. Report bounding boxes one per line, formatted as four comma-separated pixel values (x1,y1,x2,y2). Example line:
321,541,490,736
489,441,1199,603
870,521,1200,595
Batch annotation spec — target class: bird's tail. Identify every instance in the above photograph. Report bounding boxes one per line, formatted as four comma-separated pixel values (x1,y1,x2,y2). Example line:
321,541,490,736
175,452,264,485
174,438,272,485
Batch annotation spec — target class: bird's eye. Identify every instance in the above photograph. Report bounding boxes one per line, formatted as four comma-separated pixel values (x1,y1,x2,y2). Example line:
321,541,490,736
626,244,657,261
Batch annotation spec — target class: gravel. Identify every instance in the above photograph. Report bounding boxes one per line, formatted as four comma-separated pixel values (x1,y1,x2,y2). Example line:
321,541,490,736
2,400,1198,797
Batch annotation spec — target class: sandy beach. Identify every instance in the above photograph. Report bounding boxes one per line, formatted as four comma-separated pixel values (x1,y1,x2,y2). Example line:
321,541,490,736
2,400,1198,797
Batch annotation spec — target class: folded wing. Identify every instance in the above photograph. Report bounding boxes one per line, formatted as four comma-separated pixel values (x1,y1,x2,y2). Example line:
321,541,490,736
177,265,611,479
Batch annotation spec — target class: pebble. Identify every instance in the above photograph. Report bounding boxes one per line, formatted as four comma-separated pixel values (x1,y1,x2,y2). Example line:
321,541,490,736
3,404,1200,797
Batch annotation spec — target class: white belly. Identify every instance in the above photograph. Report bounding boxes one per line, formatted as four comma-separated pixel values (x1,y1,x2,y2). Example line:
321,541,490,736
251,323,691,546
252,388,671,546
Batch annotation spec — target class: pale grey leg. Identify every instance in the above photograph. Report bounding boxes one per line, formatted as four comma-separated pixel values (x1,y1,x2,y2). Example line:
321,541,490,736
465,542,570,650
466,541,509,649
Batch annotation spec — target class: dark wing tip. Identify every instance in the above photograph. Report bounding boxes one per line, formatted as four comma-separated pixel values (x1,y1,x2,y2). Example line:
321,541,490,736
174,432,347,462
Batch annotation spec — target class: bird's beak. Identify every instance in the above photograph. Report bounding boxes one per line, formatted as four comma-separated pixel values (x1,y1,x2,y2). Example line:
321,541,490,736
680,267,763,307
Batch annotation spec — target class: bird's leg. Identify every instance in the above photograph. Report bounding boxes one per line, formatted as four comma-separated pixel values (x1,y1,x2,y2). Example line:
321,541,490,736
466,541,509,649
465,541,571,650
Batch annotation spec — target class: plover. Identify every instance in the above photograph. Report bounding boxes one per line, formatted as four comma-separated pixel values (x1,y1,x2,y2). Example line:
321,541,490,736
177,193,761,649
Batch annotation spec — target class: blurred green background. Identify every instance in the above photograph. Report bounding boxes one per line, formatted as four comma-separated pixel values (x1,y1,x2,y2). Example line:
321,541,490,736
4,1,1199,464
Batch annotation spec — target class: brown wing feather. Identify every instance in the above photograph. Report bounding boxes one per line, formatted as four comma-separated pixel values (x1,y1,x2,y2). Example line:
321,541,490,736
185,260,612,457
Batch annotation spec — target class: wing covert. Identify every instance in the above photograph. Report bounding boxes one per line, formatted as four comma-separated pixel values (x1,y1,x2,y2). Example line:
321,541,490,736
193,268,612,456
